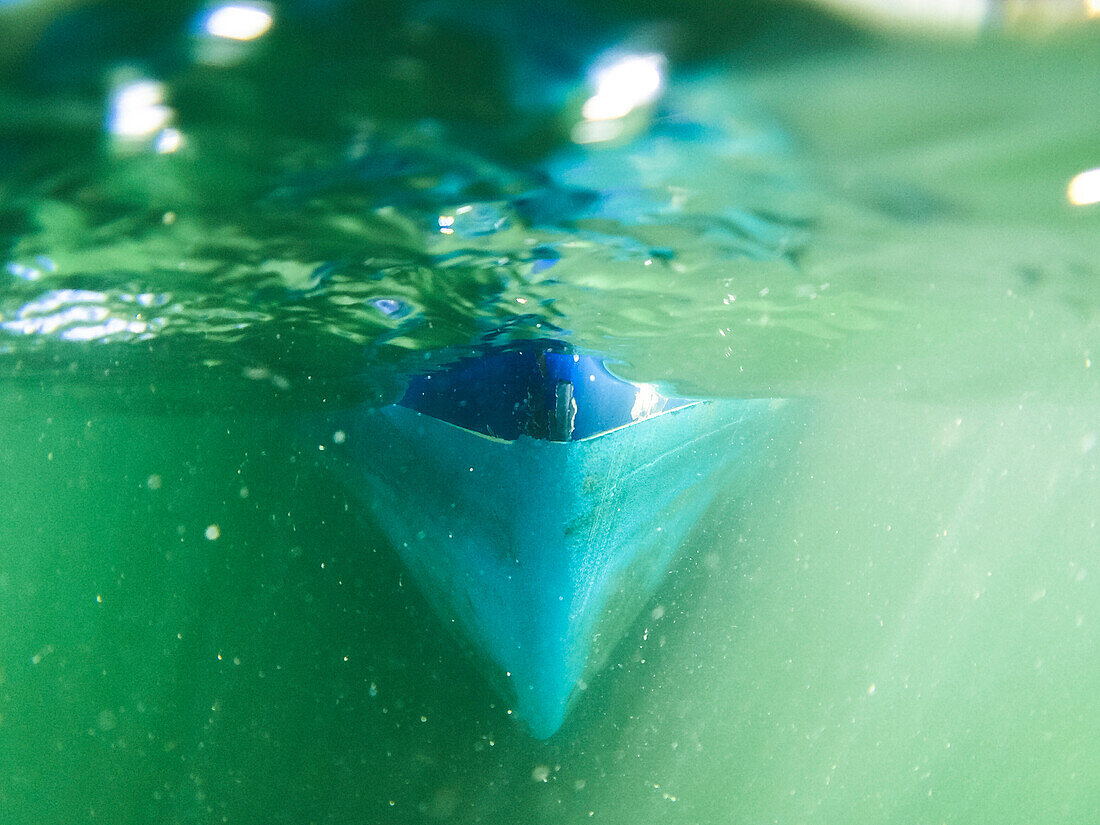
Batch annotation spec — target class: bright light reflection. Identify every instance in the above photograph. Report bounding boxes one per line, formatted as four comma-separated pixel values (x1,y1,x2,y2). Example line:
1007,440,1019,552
571,119,625,145
1067,167,1100,206
204,2,273,41
109,79,172,138
1,289,165,342
154,127,184,154
582,53,665,122
1087,0,1100,18
6,262,41,281
630,383,663,421
816,0,990,30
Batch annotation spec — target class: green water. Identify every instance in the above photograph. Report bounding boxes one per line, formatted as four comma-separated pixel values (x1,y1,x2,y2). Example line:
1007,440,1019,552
4,400,1096,824
1,2,1097,823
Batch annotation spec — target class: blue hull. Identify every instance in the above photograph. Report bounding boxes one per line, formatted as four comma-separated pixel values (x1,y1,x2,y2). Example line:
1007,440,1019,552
341,393,781,738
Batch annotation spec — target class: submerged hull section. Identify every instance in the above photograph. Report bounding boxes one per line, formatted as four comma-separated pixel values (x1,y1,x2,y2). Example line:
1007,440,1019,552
342,397,780,738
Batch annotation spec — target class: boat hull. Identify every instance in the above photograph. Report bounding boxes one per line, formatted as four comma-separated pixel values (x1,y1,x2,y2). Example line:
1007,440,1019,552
339,397,782,738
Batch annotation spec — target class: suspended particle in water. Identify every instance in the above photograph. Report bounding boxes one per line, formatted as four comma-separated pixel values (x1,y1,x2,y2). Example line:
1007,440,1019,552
97,709,118,731
531,765,550,783
204,524,221,540
333,430,347,444
146,474,163,490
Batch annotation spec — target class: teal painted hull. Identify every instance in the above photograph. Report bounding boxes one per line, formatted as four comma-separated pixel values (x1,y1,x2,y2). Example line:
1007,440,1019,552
342,397,782,738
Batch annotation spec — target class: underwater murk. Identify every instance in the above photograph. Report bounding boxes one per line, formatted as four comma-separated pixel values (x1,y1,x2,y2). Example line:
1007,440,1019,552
0,1,1096,823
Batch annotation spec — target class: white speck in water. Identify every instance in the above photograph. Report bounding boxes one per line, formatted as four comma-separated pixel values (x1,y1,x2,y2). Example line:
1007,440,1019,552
95,594,103,604
97,710,118,731
531,765,550,783
867,683,877,696
204,524,221,541
651,604,665,620
333,430,346,444
239,486,249,498
146,474,162,490
369,682,378,698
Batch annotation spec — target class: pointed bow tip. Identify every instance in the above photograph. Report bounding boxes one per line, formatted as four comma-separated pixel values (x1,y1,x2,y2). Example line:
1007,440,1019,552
516,703,569,740
505,665,579,739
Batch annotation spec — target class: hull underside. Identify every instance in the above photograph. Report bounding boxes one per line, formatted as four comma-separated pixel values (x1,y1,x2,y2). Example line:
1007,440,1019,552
340,398,781,737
